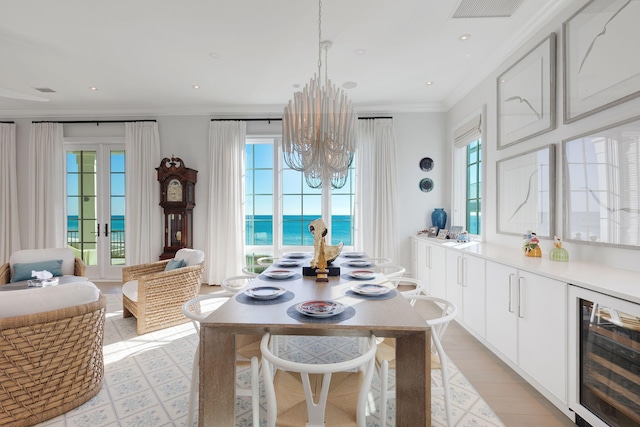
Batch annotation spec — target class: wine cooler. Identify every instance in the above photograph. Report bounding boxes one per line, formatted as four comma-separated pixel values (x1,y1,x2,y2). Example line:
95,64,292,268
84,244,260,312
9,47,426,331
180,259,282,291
569,285,640,427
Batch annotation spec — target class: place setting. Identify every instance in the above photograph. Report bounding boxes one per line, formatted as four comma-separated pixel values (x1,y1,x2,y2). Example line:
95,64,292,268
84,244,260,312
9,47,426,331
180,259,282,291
346,282,396,300
235,285,295,305
258,269,302,281
287,299,356,322
274,259,302,268
342,259,374,268
341,251,366,259
283,252,310,260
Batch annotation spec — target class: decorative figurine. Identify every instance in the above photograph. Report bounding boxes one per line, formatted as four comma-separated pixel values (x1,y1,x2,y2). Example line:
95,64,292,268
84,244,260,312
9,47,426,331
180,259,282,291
456,230,471,243
306,218,343,280
550,236,569,262
522,230,542,257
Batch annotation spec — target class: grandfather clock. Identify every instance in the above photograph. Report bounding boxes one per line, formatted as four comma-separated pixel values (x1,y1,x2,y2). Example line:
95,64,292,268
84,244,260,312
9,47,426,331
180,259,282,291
156,156,198,260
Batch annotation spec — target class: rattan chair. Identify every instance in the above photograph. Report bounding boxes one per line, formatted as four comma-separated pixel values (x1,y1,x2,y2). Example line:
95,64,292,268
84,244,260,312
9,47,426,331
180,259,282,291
122,249,204,335
0,293,106,427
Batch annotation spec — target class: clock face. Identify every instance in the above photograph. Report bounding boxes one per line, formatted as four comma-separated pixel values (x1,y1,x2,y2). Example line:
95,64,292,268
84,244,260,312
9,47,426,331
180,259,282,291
167,179,182,202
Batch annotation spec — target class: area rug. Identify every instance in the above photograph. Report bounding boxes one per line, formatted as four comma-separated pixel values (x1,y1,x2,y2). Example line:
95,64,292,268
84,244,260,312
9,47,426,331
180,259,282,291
36,294,505,427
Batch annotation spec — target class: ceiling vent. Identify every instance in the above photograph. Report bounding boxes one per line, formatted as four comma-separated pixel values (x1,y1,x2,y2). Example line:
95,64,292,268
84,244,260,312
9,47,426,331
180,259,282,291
34,87,56,93
451,0,526,18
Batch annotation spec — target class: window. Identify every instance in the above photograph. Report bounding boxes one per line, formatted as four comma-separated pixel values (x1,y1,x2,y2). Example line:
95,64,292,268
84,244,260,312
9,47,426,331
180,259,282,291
453,112,483,236
466,140,482,234
245,137,355,256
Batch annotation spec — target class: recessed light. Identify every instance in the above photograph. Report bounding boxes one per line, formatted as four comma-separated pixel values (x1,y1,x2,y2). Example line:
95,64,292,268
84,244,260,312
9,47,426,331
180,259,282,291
192,85,200,89
355,49,366,55
425,81,433,86
342,81,358,89
459,34,471,41
209,52,220,59
89,87,98,91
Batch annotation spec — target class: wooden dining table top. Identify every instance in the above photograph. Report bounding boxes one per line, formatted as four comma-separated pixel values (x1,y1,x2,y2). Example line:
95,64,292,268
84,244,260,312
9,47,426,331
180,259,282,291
199,252,431,426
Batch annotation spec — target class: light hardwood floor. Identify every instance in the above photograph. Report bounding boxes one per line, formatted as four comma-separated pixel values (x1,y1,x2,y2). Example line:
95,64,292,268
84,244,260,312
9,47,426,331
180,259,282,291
97,281,576,427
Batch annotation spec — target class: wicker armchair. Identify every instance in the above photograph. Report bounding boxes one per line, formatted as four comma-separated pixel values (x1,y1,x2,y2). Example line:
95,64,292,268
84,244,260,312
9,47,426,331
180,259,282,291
122,249,204,335
0,292,106,427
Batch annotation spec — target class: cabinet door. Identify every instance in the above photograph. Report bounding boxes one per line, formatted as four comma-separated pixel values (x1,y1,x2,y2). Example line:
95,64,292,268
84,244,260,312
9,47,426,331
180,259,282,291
485,261,518,362
517,271,567,403
412,239,429,291
445,251,464,316
462,254,485,338
429,244,447,299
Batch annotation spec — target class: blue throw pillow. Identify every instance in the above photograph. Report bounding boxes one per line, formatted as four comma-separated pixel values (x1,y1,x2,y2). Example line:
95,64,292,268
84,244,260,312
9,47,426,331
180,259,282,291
12,259,64,282
164,258,185,271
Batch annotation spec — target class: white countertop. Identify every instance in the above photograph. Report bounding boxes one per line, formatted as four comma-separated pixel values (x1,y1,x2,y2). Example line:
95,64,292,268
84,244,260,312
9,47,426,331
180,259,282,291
413,235,640,305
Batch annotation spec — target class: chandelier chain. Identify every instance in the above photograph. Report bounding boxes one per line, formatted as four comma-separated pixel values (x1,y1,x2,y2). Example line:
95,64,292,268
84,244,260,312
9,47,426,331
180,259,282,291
317,0,322,76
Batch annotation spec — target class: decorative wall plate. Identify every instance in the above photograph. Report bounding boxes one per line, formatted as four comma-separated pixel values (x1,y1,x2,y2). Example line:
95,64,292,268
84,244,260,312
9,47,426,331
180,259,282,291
419,157,434,171
419,178,434,192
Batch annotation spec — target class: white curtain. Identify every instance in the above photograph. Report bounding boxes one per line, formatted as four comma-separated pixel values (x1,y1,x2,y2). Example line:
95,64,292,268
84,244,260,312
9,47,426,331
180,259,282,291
28,122,64,248
205,121,246,285
355,118,398,262
125,122,161,265
0,123,20,260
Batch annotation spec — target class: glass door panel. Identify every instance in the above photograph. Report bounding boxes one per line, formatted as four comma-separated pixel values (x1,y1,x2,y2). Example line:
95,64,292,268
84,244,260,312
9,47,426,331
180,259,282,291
66,145,125,280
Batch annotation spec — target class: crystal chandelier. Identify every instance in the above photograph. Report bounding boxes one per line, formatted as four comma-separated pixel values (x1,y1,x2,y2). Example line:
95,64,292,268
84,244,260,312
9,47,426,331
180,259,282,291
282,0,357,189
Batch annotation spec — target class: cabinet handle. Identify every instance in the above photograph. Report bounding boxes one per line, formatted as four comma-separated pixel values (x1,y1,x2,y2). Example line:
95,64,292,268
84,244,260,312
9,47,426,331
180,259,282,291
508,273,514,313
426,246,431,269
461,257,467,287
518,276,524,318
104,223,109,237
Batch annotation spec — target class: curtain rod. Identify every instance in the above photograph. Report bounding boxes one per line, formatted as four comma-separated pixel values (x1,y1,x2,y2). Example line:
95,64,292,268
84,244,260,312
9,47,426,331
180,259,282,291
31,120,156,124
1,121,15,124
210,116,392,122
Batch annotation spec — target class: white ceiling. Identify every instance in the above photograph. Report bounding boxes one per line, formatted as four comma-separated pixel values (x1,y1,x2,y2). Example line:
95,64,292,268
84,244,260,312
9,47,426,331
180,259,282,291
0,0,571,118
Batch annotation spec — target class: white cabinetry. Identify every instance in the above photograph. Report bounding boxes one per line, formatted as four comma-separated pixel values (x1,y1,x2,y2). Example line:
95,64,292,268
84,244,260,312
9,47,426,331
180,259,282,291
445,251,485,338
411,237,446,298
485,261,567,403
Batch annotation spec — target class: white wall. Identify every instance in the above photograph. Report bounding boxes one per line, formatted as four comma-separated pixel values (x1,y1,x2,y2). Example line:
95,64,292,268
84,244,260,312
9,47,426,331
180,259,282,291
447,1,640,273
10,114,443,272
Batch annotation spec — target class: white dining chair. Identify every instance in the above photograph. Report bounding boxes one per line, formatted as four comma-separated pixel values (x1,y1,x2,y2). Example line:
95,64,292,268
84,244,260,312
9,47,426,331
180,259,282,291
261,333,377,427
257,256,277,266
367,257,393,266
182,294,261,427
241,264,267,277
221,274,255,293
386,276,425,300
376,295,458,427
379,264,406,278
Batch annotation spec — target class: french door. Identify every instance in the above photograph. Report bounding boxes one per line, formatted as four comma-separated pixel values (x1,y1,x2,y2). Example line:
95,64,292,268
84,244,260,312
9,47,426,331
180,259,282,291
66,143,125,280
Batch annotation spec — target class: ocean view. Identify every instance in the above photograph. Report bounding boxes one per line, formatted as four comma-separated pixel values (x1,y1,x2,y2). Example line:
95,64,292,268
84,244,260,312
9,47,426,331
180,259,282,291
247,215,353,246
68,215,352,246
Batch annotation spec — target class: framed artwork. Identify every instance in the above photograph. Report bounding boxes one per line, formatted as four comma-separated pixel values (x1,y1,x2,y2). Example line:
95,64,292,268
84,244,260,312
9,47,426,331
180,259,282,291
563,0,640,123
427,226,438,238
437,229,449,240
497,33,556,149
497,145,555,238
563,116,640,249
448,226,463,241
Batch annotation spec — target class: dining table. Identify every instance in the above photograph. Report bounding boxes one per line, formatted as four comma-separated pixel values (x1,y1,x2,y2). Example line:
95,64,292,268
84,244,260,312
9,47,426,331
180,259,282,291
199,252,431,426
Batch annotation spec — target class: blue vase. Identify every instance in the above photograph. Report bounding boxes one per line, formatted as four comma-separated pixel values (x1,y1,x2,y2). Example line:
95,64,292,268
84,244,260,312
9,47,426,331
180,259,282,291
431,208,447,232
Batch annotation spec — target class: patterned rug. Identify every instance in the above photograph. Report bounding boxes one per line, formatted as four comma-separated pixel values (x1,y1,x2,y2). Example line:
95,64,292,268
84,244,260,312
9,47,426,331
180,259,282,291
36,294,505,427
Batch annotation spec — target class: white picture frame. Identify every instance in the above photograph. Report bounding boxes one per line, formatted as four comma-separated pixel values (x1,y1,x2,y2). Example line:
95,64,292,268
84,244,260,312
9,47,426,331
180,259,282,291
497,145,555,238
563,0,640,123
497,33,556,149
563,116,640,249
